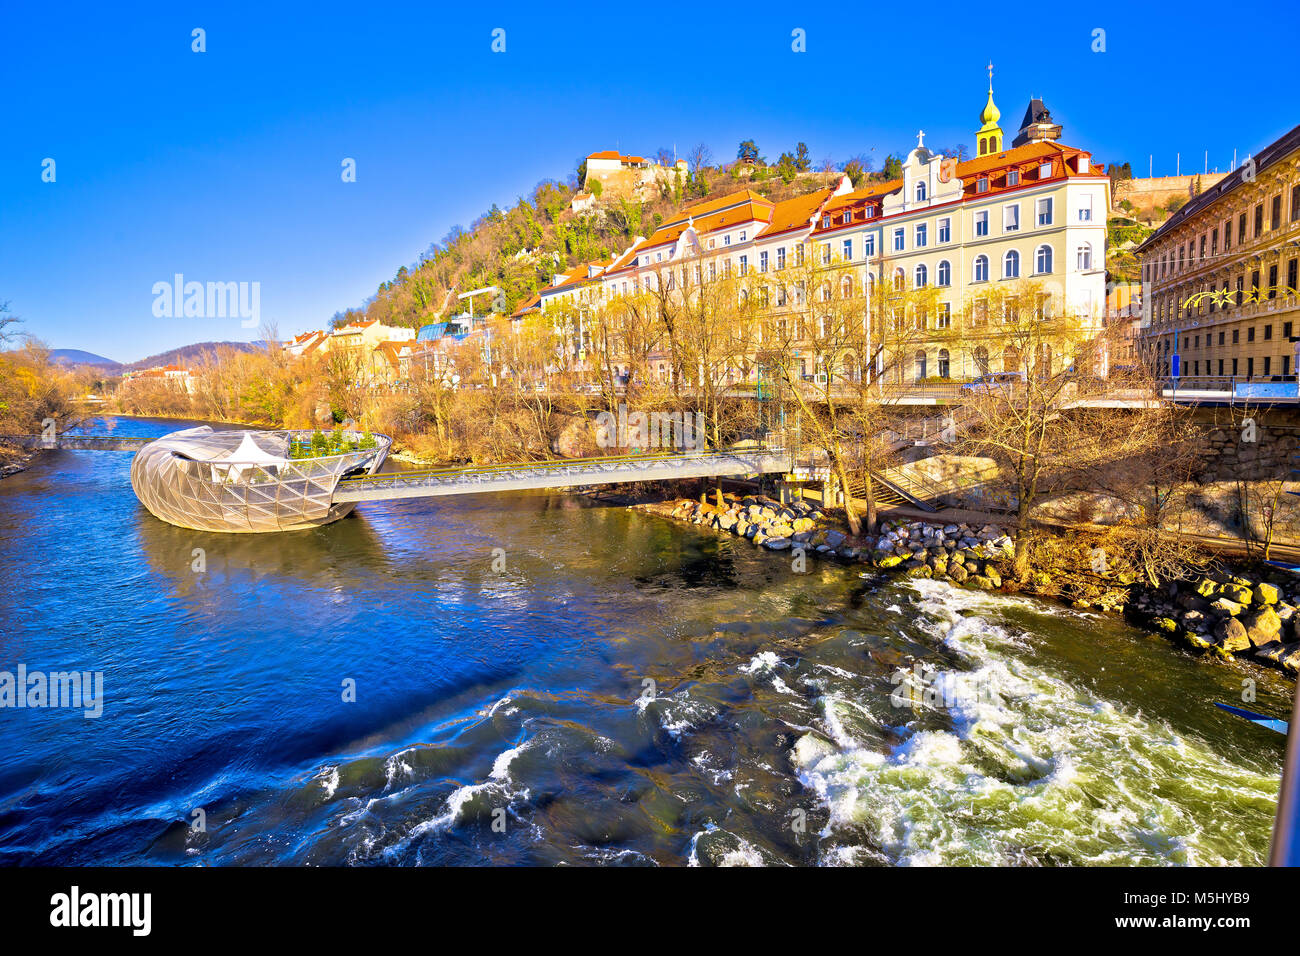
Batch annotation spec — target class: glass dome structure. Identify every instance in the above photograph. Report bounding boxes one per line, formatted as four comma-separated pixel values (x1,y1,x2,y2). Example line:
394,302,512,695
130,426,391,532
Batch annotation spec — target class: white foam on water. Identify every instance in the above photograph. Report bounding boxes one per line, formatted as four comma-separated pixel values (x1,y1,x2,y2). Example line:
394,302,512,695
791,578,1279,866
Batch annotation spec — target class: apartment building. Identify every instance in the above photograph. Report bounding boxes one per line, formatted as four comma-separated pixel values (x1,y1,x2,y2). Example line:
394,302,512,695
523,79,1109,385
1137,123,1300,381
799,85,1108,381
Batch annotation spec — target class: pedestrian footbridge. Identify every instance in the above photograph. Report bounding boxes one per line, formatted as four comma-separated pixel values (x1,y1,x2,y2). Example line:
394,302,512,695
333,448,793,502
7,428,793,532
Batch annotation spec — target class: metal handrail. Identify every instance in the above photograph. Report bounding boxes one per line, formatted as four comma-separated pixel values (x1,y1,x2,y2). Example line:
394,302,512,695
342,445,790,485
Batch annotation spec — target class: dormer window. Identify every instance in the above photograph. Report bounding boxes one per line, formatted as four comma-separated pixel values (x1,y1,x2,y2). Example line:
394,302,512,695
1038,162,1053,180
916,181,927,202
841,210,851,225
976,177,989,193
1007,169,1019,187
822,215,831,229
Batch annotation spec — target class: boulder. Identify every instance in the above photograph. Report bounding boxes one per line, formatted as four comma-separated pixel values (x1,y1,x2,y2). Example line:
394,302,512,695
1243,606,1283,646
947,563,969,584
1214,617,1251,653
1193,577,1218,598
763,537,791,551
1254,640,1288,664
877,554,904,569
825,530,845,548
1211,597,1244,617
1254,582,1280,605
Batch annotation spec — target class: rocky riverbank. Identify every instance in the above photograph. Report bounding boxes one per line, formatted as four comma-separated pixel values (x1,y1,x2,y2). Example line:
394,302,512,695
0,440,36,480
638,492,1298,680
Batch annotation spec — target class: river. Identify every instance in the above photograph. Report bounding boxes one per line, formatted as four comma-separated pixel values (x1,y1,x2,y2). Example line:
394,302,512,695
0,416,1287,865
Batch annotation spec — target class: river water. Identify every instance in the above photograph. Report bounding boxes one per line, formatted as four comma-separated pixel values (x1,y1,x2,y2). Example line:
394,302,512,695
0,416,1287,865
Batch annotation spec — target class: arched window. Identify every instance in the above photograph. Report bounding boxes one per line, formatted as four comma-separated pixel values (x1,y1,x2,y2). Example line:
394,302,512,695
1003,345,1020,373
1077,242,1093,271
820,281,832,302
937,260,951,287
893,267,905,291
841,275,853,298
1003,249,1020,279
973,255,989,282
915,181,927,202
914,350,928,381
1036,244,1053,275
938,348,951,379
914,263,928,287
974,346,990,374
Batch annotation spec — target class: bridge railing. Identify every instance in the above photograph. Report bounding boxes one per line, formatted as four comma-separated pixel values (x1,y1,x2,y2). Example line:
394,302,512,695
339,444,792,486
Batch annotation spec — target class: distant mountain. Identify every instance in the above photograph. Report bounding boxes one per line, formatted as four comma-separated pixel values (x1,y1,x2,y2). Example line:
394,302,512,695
50,349,122,369
123,341,263,371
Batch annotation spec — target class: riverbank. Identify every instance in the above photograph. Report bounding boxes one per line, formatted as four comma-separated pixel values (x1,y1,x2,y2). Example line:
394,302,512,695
637,491,1300,680
0,439,35,479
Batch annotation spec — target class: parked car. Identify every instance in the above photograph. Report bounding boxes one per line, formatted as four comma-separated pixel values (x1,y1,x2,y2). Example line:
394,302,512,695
959,371,1025,393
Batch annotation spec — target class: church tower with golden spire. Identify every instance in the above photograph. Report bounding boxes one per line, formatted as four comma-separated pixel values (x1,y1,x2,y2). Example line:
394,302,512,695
976,61,1003,156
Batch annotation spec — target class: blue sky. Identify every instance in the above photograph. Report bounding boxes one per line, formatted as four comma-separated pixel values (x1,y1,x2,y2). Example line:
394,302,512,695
3,0,1296,362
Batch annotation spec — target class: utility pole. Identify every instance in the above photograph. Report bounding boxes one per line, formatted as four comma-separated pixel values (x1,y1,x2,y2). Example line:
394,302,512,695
1176,153,1180,176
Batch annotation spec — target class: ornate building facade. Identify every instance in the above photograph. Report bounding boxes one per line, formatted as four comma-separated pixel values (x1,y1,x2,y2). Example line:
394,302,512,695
1137,124,1300,380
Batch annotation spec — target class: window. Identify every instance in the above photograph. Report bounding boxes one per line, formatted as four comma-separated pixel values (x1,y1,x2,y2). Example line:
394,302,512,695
1293,184,1300,222
1035,244,1053,274
842,239,852,260
1211,228,1219,255
937,217,951,243
915,263,928,287
973,255,989,282
739,255,748,275
1036,197,1053,226
916,181,927,201
1265,323,1274,339
863,234,875,257
937,306,952,331
1077,242,1093,271
1255,203,1264,238
975,210,989,237
841,276,853,298
893,268,905,291
776,247,786,270
821,243,831,265
739,231,747,242
842,210,851,225
1003,204,1019,232
1078,195,1093,222
1038,162,1053,180
1238,213,1247,244
1272,195,1282,230
1003,249,1020,279
1007,169,1020,187
937,260,951,286
893,228,905,251
759,250,768,273
976,177,989,193
915,223,927,247
821,215,831,229
724,235,731,246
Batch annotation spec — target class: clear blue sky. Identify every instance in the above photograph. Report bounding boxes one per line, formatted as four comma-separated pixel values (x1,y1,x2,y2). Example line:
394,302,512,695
3,0,1296,363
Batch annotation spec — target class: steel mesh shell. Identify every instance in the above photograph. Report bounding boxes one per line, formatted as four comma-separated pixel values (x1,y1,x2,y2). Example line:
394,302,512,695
129,426,391,532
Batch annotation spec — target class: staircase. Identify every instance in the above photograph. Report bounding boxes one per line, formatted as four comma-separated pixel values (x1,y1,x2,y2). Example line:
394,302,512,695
846,473,935,511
